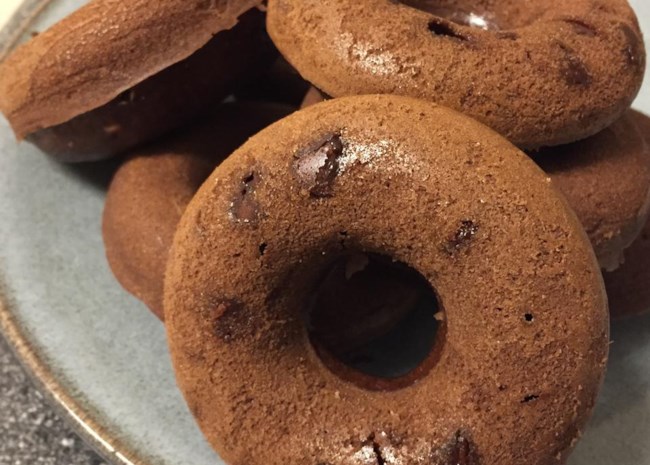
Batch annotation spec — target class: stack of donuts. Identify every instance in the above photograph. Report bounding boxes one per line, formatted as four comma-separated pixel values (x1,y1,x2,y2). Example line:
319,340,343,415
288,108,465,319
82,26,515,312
0,0,648,464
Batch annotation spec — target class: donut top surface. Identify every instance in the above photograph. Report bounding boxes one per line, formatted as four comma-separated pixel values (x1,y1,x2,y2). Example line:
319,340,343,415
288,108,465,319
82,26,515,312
0,0,264,138
165,95,608,465
535,110,650,271
267,0,646,148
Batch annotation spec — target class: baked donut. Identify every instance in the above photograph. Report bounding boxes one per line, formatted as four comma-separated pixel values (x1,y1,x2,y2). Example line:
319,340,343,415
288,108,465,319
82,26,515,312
103,103,292,319
605,218,650,319
604,111,650,319
165,95,608,465
302,93,650,270
534,110,650,271
267,0,645,149
0,0,270,162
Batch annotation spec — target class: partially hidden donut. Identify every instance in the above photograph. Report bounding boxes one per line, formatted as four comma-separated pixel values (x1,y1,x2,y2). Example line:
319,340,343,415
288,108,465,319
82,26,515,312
102,103,292,319
0,0,270,162
604,111,650,318
605,218,650,319
165,95,608,465
236,57,312,107
267,0,646,149
534,110,650,271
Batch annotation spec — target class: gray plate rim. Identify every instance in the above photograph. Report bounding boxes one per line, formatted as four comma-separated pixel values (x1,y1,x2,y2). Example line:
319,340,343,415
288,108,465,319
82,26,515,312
0,3,146,464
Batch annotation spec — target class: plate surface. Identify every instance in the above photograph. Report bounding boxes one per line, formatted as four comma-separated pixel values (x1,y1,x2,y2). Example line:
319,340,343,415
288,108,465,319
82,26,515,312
1,2,650,465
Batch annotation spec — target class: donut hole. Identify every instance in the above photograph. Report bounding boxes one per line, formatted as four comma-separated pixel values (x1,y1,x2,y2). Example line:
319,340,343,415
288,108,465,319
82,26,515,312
397,0,548,30
306,252,442,390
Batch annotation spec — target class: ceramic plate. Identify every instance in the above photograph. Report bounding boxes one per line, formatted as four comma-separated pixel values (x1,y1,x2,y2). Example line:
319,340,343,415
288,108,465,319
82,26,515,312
1,2,650,465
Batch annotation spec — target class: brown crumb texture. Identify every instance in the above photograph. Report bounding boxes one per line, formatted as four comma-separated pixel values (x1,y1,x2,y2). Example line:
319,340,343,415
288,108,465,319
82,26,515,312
164,95,609,465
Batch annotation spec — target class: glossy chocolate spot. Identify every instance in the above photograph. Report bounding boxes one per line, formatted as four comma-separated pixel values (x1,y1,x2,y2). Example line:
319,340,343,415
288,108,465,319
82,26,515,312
294,134,344,198
620,23,644,68
522,394,540,403
556,42,592,87
445,220,479,255
360,434,387,465
428,19,472,41
561,18,597,37
449,431,479,465
259,242,268,256
231,171,261,223
399,1,499,30
213,299,255,343
432,430,480,465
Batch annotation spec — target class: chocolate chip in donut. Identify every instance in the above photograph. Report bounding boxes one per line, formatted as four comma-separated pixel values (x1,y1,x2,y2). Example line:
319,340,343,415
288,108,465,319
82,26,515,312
294,133,345,197
231,170,264,224
398,1,501,31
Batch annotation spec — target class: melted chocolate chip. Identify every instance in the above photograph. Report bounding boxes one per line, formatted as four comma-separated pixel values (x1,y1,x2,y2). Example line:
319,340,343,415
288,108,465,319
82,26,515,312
619,23,644,68
432,430,480,465
213,300,255,343
259,242,268,256
522,394,540,403
445,220,479,255
496,31,519,41
231,171,261,223
449,432,478,465
294,134,344,198
399,1,499,30
361,434,387,465
561,18,597,37
556,42,592,87
428,19,472,41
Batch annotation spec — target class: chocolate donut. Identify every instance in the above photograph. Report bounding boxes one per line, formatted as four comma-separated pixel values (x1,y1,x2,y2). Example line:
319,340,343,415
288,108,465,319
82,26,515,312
604,111,650,318
267,0,645,149
165,95,608,465
103,103,292,319
534,110,650,271
605,218,650,319
0,0,270,162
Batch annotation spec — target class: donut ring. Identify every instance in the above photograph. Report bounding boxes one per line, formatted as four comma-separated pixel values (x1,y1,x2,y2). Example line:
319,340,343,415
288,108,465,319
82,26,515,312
103,103,291,319
604,111,650,319
534,110,650,271
0,0,269,162
165,95,608,465
267,0,645,148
